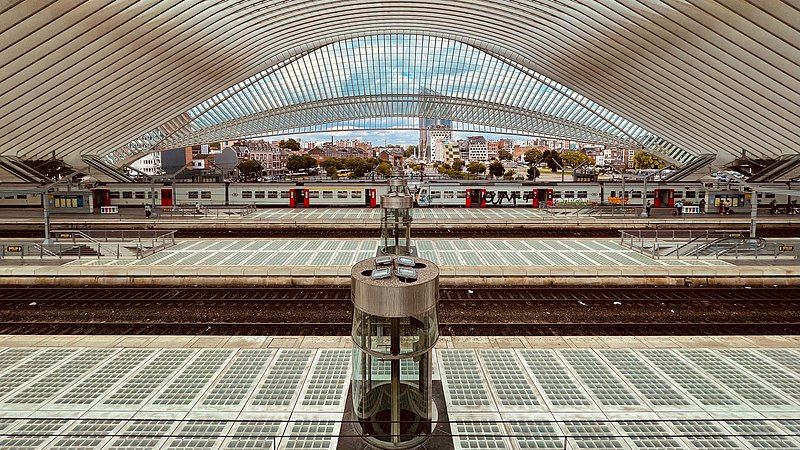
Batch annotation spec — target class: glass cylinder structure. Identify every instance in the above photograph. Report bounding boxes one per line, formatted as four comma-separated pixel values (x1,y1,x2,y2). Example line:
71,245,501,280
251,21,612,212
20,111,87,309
380,169,414,256
351,256,439,449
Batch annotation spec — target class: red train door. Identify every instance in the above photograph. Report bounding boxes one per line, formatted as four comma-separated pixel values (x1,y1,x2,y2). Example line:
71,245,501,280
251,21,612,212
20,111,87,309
289,188,297,207
465,189,472,207
365,189,377,207
302,188,310,207
653,189,675,208
544,189,554,207
531,189,539,208
160,188,173,207
92,188,110,208
479,188,487,208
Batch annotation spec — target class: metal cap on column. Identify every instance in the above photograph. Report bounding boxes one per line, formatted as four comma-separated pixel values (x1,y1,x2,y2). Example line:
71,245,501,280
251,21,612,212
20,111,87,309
379,167,415,256
350,255,439,449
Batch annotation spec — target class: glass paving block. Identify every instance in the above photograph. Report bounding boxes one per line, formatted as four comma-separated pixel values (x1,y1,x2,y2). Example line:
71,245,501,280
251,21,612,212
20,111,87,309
282,421,336,450
0,436,49,450
599,350,692,407
202,349,275,407
677,349,791,407
639,349,742,407
561,422,625,449
759,349,800,374
251,349,314,407
0,349,77,400
518,350,593,407
4,349,115,405
478,350,541,408
300,349,349,408
616,421,683,449
559,349,643,407
224,421,282,449
452,420,509,450
439,350,493,409
719,349,800,403
507,421,562,449
47,436,107,449
725,419,798,448
666,420,743,448
102,349,194,406
151,349,233,406
0,348,38,373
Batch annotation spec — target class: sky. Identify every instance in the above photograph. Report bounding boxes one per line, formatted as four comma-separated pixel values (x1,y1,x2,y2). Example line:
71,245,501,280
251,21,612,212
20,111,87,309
266,130,538,147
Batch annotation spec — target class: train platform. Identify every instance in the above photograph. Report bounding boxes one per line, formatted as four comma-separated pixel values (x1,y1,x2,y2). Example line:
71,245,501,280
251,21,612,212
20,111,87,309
0,334,798,449
1,207,799,232
1,238,798,287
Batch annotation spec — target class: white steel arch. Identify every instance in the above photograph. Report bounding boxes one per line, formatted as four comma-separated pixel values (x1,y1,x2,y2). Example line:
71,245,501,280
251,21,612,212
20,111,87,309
1,1,798,170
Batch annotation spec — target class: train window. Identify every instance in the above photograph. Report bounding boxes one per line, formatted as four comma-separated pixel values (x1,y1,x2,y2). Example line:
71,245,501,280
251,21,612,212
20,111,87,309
699,191,705,199
553,192,561,198
351,191,361,198
268,191,278,198
147,192,152,199
685,191,696,198
577,191,588,198
241,191,253,199
16,194,26,199
444,191,454,199
187,191,198,199
280,191,289,198
765,193,776,198
430,191,441,199
123,192,133,199
109,191,120,199
673,191,683,199
563,191,575,198
3,195,12,199
308,191,319,198
631,191,642,199
322,191,333,198
338,191,348,198
135,192,145,199
456,191,467,198
255,191,265,199
609,191,616,198
201,191,211,199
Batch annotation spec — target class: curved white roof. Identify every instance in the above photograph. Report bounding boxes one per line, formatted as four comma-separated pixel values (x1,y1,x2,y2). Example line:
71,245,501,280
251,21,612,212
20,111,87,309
1,1,798,168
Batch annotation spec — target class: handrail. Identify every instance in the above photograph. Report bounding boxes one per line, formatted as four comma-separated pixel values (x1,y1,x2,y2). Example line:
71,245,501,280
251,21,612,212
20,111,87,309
619,229,796,260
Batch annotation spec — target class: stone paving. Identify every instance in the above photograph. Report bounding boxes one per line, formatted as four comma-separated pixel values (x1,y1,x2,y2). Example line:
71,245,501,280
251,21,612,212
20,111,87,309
0,336,798,449
64,238,732,267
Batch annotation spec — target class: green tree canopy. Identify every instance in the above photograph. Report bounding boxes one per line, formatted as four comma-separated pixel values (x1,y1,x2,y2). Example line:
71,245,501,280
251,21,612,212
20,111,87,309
286,154,317,172
560,151,593,169
376,161,392,178
632,150,666,169
503,169,515,180
466,161,487,175
524,149,543,165
527,166,540,180
488,160,505,178
451,159,465,171
497,149,513,161
278,138,300,151
237,159,263,179
404,145,417,158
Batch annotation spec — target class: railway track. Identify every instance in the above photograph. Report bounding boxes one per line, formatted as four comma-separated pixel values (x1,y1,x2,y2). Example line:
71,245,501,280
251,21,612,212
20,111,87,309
0,287,795,302
0,287,798,336
0,321,797,336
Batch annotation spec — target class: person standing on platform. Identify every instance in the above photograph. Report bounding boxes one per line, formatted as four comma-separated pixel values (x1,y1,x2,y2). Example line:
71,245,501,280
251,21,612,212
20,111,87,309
144,204,151,219
675,199,683,216
645,200,652,217
699,198,706,214
195,202,202,215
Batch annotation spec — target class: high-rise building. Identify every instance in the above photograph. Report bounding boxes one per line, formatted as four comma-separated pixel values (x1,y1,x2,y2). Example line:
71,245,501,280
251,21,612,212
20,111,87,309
128,152,162,176
440,141,462,165
418,118,452,161
468,136,488,161
487,140,499,160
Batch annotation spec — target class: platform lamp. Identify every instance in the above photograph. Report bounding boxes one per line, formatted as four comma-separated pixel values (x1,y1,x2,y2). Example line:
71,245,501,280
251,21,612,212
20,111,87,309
350,255,440,449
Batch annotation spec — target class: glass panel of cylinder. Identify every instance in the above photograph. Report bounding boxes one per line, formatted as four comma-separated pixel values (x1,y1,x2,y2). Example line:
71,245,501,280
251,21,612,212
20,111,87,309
381,207,411,255
351,307,437,447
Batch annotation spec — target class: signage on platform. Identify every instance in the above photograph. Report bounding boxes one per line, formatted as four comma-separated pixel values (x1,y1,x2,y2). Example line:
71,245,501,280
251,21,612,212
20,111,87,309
5,246,22,253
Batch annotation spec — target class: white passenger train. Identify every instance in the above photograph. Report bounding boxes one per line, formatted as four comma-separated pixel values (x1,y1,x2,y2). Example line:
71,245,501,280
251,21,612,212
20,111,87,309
1,180,795,214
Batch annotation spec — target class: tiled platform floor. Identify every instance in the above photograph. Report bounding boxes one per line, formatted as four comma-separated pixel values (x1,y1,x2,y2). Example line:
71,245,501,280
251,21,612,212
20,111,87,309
0,336,798,449
65,239,732,267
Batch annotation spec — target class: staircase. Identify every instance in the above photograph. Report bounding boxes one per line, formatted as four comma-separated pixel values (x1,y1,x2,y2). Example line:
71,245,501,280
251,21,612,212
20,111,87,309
662,154,717,182
747,154,800,183
59,245,101,257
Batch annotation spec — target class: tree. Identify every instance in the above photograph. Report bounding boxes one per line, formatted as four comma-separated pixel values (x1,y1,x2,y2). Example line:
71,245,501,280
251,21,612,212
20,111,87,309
278,138,300,152
321,158,342,177
560,151,593,169
466,161,487,175
527,166,540,180
541,150,563,173
497,149,513,161
503,169,515,180
446,168,464,179
237,159,263,180
488,160,505,178
524,149,543,165
376,161,392,178
633,150,665,170
404,145,417,158
452,159,465,171
286,154,317,172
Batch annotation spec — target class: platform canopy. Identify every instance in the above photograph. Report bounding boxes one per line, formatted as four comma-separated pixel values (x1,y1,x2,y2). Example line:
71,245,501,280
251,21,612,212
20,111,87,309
1,1,799,170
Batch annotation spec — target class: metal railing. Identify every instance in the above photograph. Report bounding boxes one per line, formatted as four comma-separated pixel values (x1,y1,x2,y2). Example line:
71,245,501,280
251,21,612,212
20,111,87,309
158,204,257,217
1,241,124,260
620,229,799,260
545,204,643,217
1,230,177,260
0,418,796,449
